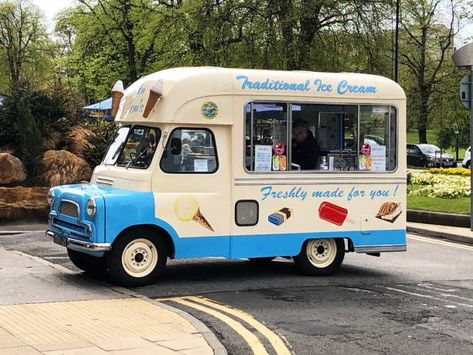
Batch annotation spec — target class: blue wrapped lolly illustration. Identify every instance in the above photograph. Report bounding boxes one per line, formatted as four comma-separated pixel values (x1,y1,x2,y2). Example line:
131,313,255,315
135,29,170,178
268,208,293,226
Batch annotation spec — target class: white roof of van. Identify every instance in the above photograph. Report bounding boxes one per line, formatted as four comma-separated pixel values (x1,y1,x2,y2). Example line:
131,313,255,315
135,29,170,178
115,67,405,123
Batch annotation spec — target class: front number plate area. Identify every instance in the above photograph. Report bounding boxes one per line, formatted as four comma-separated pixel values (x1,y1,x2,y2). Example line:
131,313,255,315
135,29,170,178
53,234,68,247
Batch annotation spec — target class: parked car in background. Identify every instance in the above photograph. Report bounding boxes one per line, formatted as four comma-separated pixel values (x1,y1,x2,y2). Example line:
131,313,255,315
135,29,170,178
406,144,456,168
462,146,471,168
364,135,385,145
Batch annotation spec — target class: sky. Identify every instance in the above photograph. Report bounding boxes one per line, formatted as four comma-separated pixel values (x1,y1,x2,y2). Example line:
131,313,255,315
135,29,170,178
31,0,75,31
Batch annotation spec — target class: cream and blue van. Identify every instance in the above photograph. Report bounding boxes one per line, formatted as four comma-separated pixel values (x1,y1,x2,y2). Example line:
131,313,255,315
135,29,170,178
47,67,406,286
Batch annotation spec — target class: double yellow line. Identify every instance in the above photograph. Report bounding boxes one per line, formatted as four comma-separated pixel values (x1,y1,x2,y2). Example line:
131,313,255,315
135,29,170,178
167,296,292,355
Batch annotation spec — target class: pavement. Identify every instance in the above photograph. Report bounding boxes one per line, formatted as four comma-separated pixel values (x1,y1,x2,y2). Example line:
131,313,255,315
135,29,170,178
0,224,226,355
407,222,473,245
0,221,472,355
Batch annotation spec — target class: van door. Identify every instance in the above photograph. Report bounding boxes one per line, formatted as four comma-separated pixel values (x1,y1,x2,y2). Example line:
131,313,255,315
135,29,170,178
153,126,232,258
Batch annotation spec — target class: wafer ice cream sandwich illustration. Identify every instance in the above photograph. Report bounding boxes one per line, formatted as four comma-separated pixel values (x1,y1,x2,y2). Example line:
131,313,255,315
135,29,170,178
268,207,293,226
143,80,164,118
376,202,402,223
173,195,214,232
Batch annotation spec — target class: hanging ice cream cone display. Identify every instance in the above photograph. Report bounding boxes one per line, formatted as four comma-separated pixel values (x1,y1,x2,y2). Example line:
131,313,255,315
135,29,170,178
173,195,214,232
143,79,164,118
111,80,124,118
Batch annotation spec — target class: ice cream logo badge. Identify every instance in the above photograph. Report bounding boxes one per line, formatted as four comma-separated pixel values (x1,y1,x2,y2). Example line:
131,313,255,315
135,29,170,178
173,195,214,232
201,101,218,120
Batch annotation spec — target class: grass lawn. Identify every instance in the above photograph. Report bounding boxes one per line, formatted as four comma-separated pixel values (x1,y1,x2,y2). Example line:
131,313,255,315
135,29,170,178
406,129,467,161
407,195,470,214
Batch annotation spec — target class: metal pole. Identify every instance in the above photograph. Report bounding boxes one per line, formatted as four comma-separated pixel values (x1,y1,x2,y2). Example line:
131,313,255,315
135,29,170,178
456,135,459,162
470,67,473,230
394,0,400,82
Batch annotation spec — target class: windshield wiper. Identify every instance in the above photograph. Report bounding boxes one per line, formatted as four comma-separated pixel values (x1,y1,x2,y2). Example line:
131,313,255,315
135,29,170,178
126,149,147,169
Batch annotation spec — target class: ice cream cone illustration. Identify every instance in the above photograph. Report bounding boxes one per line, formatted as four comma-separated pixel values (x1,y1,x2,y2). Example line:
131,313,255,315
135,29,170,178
143,80,164,118
111,80,124,118
173,195,214,232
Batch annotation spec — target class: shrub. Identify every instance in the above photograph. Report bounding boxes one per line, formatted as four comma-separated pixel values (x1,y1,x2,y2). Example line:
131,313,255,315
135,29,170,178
82,121,116,169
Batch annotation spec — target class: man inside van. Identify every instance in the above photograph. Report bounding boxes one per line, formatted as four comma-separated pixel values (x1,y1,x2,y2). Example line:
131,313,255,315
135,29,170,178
292,120,321,170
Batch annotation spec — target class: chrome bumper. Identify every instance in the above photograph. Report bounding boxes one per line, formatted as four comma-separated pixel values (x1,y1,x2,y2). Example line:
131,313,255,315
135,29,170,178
46,230,112,252
355,244,407,253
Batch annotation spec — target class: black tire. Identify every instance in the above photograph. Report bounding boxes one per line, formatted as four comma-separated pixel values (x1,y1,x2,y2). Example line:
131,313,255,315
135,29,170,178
465,161,471,169
294,238,345,276
67,248,107,274
248,257,275,263
107,228,168,287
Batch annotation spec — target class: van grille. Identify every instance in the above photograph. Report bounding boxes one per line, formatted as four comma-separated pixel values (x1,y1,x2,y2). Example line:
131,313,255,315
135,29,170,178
60,201,79,218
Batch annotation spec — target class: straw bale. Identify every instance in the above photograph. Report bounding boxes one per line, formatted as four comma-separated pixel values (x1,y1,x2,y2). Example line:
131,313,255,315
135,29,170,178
41,150,92,187
0,153,26,184
0,187,49,220
68,126,92,157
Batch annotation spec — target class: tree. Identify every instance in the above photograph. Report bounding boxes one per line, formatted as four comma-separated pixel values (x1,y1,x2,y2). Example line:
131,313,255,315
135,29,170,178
399,0,459,144
0,0,46,88
1,86,43,178
56,0,168,100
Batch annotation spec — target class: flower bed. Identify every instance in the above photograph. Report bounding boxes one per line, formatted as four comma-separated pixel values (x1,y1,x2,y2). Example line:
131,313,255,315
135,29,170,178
428,167,470,176
408,171,470,198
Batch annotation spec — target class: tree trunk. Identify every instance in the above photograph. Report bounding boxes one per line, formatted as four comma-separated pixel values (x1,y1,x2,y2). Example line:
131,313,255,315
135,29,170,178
276,0,297,70
418,94,429,143
418,126,427,144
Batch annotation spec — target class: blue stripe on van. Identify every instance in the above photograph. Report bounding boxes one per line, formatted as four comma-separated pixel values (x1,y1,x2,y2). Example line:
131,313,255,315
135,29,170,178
168,229,405,259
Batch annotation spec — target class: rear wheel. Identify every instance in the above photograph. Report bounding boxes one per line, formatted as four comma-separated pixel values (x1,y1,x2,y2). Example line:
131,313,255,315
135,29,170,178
294,238,344,276
107,228,168,287
67,249,107,274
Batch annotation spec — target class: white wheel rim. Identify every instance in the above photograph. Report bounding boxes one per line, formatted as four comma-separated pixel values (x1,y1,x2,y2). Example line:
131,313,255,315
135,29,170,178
121,238,158,278
306,239,337,268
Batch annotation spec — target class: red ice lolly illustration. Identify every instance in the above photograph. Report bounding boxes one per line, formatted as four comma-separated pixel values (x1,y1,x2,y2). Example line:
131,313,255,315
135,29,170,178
318,201,348,226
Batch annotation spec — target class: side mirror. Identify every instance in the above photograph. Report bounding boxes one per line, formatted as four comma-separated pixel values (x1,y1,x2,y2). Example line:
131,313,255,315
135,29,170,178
170,137,182,155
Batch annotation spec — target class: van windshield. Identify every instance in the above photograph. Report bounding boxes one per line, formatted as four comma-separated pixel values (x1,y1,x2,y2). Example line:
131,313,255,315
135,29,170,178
103,126,161,169
103,126,130,165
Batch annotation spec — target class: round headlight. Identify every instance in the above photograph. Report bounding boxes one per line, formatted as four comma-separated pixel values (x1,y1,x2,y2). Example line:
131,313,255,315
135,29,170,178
86,198,97,217
47,189,55,206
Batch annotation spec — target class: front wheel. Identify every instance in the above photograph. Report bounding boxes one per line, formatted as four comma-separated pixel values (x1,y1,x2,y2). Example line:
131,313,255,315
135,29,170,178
107,229,167,287
294,238,345,276
67,249,107,275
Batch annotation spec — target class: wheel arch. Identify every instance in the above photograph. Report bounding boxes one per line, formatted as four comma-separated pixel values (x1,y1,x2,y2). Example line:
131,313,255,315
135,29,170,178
114,224,176,259
299,236,354,254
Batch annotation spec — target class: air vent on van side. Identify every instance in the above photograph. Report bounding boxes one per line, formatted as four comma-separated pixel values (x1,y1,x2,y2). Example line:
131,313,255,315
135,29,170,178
96,177,114,186
235,200,259,226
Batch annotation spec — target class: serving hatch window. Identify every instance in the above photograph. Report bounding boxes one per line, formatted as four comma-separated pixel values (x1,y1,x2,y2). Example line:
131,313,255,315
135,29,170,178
244,102,397,173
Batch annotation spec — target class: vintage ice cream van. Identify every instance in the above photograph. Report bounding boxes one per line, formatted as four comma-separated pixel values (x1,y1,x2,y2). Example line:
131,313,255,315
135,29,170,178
46,67,406,286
